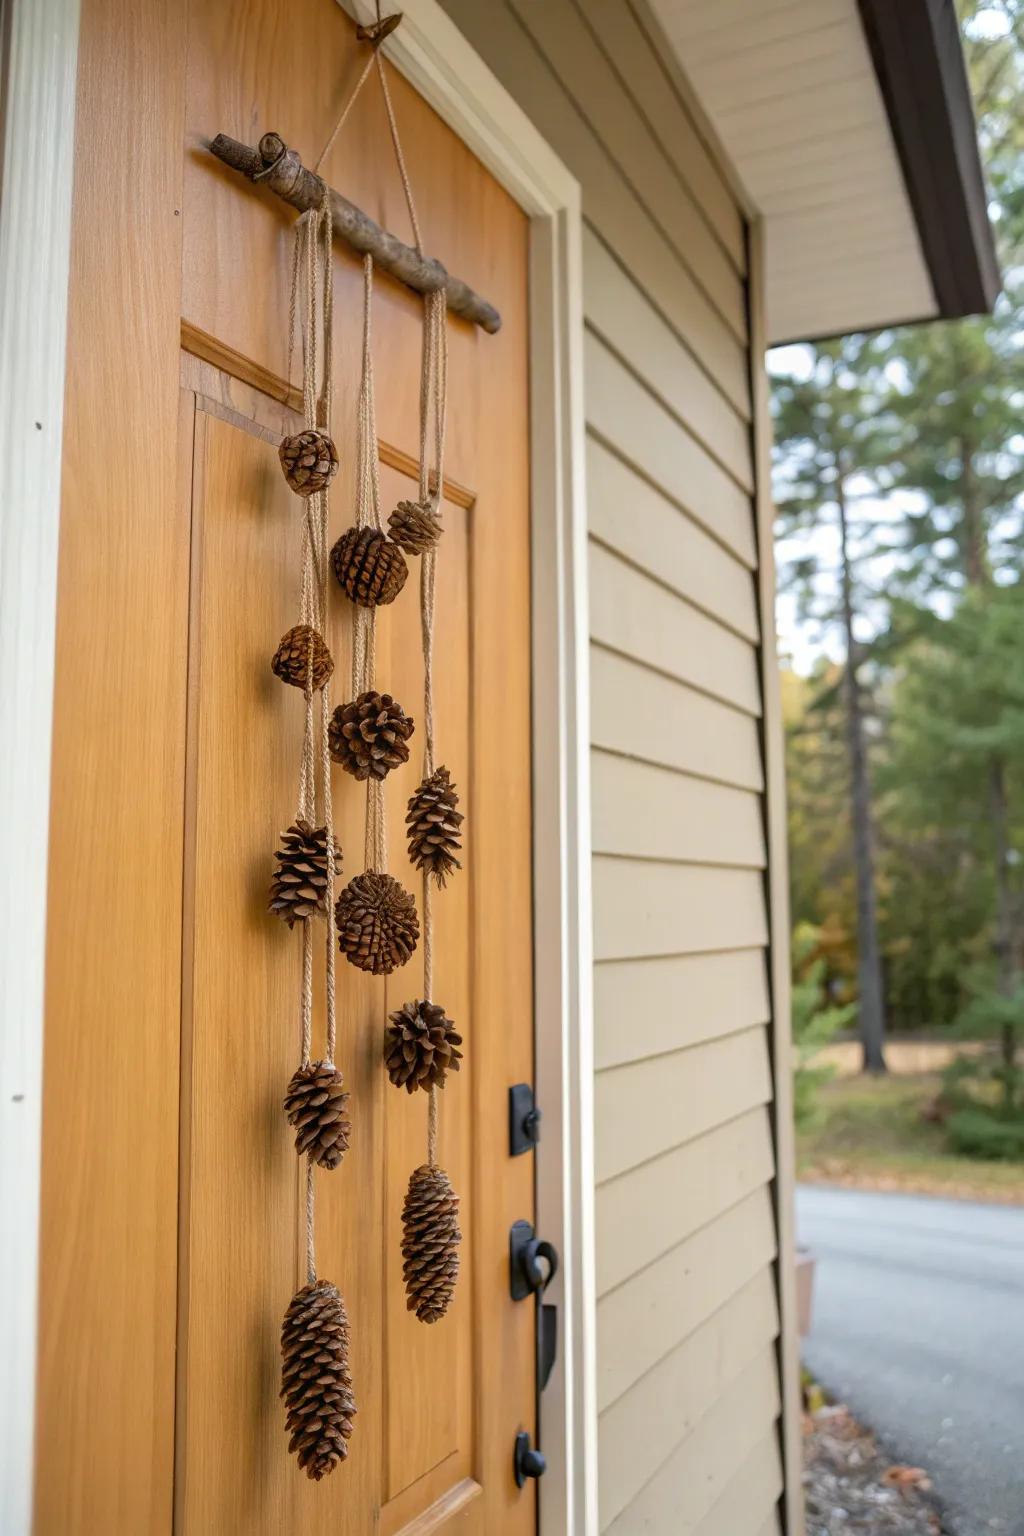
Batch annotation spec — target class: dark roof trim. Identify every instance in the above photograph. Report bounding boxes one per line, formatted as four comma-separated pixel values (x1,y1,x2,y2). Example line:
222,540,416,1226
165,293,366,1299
857,0,1001,318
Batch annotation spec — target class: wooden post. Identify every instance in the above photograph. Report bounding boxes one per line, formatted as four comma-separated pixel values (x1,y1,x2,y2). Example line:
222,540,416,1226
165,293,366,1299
208,132,502,335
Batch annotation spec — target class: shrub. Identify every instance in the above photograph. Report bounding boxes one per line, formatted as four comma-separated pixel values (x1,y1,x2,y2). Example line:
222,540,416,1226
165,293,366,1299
946,1106,1024,1161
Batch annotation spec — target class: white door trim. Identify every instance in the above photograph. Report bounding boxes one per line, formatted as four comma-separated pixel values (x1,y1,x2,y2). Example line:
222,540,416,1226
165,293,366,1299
0,0,81,1529
342,4,596,1529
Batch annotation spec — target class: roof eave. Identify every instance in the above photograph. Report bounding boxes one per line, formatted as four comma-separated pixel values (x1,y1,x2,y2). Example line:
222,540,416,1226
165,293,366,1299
857,0,1001,320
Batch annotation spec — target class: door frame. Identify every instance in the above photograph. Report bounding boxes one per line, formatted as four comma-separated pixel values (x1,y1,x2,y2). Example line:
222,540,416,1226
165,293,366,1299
0,0,81,1529
339,6,597,1531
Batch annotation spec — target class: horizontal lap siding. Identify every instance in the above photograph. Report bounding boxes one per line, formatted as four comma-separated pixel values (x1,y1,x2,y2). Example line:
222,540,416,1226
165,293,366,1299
437,2,783,1531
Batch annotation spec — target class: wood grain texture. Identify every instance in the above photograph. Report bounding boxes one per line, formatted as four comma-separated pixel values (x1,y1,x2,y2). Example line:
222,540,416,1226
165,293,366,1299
598,1268,779,1524
589,646,765,791
595,1107,775,1294
41,2,535,1531
602,1351,781,1536
34,0,188,1529
594,949,771,1071
594,1027,773,1183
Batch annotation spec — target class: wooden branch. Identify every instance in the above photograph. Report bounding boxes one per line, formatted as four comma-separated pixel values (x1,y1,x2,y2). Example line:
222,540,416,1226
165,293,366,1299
208,132,502,335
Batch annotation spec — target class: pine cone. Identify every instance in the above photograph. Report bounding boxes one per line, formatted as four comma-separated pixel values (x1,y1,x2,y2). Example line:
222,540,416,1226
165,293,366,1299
388,498,442,555
402,1164,460,1323
331,526,408,607
271,625,334,692
269,820,341,927
328,691,414,781
335,871,419,975
280,1279,356,1479
385,1000,463,1094
406,767,463,886
279,429,339,496
283,1060,351,1169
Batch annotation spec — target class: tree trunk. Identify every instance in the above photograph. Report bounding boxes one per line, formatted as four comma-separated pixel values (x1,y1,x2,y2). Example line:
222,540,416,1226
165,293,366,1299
988,756,1018,1109
837,477,888,1073
960,435,990,587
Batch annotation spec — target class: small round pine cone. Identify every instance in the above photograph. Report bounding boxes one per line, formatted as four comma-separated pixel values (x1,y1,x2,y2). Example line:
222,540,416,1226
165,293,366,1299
331,526,408,607
328,691,414,781
387,498,443,555
385,1000,463,1094
271,624,334,692
279,429,339,496
335,871,419,975
269,820,342,927
406,767,463,887
283,1060,351,1169
280,1278,356,1479
402,1164,460,1323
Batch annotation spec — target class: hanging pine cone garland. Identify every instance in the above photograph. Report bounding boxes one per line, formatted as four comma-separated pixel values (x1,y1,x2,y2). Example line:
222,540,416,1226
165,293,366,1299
280,1278,356,1479
331,525,408,607
328,690,415,781
271,625,334,692
283,1061,351,1169
406,767,463,886
279,429,339,497
387,498,443,555
402,1164,460,1323
385,1000,463,1094
269,820,341,927
335,871,419,974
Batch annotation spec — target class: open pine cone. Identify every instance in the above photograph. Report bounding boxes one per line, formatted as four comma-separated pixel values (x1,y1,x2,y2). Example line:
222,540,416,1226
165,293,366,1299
402,1164,461,1323
406,767,463,886
269,820,341,927
387,498,442,555
271,624,334,692
280,1279,356,1479
331,526,408,607
279,429,339,496
385,1000,463,1094
335,871,419,975
283,1060,351,1169
328,691,414,781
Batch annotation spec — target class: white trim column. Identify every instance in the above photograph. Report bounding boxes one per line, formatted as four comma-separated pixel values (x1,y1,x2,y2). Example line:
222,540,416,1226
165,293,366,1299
0,0,81,1527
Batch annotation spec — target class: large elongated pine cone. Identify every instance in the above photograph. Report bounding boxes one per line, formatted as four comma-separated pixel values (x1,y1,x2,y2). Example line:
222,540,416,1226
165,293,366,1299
280,1279,356,1479
269,820,341,927
283,1061,351,1169
385,1000,463,1094
331,526,408,607
335,871,419,975
402,1164,460,1323
328,691,414,781
406,767,463,887
279,429,339,496
388,498,442,555
271,624,334,692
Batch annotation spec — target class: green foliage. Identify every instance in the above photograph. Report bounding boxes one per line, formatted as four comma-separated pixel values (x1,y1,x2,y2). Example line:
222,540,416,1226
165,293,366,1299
792,924,857,1129
946,1106,1024,1160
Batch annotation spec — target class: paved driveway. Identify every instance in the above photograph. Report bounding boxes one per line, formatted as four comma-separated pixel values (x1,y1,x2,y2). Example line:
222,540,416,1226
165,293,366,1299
797,1185,1024,1536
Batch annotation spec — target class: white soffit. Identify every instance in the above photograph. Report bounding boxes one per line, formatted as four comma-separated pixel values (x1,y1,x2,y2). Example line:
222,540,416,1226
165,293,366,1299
650,0,939,343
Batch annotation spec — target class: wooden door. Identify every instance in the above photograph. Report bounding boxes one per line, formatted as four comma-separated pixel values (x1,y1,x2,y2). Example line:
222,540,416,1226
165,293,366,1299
36,3,535,1532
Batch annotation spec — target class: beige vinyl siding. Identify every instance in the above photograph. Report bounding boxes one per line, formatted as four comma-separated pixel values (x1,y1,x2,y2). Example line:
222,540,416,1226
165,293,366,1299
438,2,788,1531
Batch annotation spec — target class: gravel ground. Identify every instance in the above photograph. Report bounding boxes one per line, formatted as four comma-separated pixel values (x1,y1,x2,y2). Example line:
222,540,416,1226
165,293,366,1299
805,1402,945,1535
